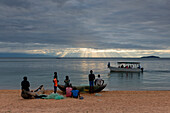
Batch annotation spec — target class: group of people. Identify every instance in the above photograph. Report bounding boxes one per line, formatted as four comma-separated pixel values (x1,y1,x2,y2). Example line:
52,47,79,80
52,73,80,98
21,70,104,99
118,65,134,69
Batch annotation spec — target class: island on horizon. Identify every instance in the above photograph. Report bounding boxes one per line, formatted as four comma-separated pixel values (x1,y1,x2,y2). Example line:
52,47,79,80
141,55,160,58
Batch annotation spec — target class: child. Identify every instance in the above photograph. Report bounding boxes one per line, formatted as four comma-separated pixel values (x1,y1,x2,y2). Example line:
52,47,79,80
71,87,80,98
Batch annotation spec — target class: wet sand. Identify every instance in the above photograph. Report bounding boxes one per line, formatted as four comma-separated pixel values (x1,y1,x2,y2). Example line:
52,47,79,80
1,90,170,113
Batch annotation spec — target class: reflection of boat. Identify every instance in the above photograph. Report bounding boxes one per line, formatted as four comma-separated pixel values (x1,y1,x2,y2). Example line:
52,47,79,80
108,72,141,79
58,84,107,93
108,62,144,72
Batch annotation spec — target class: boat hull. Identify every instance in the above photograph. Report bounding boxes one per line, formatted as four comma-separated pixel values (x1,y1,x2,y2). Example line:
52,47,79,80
109,67,141,72
58,84,107,93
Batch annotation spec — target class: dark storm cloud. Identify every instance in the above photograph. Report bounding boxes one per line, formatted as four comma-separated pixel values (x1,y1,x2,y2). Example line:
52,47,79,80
0,0,31,8
0,0,170,54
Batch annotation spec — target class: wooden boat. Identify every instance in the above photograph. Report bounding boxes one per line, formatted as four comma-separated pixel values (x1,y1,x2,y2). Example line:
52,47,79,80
108,62,144,72
58,84,107,93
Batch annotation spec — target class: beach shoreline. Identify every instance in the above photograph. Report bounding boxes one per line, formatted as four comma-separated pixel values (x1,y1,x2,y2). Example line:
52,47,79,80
1,90,170,113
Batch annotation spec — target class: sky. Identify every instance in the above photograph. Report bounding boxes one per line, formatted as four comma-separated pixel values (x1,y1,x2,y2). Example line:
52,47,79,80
0,0,170,57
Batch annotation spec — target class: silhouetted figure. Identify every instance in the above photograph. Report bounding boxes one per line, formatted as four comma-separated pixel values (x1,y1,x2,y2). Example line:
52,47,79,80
64,76,71,88
88,70,95,93
21,77,45,99
107,62,110,68
138,65,141,69
53,72,59,93
21,76,30,91
141,67,144,72
121,65,124,68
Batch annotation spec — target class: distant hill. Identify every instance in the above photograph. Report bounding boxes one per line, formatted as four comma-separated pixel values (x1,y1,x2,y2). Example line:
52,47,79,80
0,53,50,57
141,56,160,58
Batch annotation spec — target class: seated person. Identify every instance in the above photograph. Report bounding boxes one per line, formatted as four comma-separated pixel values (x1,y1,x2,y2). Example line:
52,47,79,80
64,76,71,88
138,65,141,69
121,65,124,68
95,74,104,86
21,85,45,99
66,83,72,97
21,76,30,91
21,76,45,99
128,65,131,68
71,87,80,98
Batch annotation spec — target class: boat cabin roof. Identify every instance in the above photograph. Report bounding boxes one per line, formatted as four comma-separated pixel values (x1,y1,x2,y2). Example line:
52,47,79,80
117,62,140,64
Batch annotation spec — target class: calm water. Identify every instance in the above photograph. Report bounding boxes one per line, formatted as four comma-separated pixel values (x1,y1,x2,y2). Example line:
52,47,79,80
0,58,170,91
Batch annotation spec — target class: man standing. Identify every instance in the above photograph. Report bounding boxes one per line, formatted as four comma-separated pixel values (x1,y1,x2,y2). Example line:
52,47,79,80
88,70,95,93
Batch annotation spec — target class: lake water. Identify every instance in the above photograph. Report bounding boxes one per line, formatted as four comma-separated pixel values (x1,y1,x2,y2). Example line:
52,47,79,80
0,58,170,91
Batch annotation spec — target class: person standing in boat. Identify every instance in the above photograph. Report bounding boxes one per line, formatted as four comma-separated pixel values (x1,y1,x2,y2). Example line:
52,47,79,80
53,72,59,93
88,70,95,93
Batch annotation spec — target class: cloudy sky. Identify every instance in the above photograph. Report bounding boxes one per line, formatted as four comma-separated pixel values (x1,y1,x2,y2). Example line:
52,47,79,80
0,0,170,57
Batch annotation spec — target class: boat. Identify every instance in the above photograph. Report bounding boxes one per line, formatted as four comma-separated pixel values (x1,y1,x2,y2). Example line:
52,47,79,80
58,84,107,93
108,62,144,72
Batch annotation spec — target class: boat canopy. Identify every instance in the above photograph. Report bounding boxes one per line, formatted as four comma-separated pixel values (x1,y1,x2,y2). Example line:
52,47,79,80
117,62,140,64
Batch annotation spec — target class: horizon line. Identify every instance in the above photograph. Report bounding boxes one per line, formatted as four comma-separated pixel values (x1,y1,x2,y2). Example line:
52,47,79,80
0,56,170,59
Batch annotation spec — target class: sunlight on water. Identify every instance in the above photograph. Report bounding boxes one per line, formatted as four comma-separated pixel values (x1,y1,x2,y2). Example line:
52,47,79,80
0,58,170,90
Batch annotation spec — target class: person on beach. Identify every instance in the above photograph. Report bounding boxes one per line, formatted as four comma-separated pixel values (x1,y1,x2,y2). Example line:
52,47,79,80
95,74,104,86
71,87,80,98
21,76,30,91
21,85,45,99
88,70,95,93
64,76,71,88
21,77,45,99
53,72,59,93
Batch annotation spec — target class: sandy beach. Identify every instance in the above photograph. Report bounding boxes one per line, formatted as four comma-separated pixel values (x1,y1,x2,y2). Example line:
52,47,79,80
0,90,170,113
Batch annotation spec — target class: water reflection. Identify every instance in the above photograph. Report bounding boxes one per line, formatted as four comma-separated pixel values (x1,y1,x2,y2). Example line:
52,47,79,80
108,72,143,79
106,72,144,90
